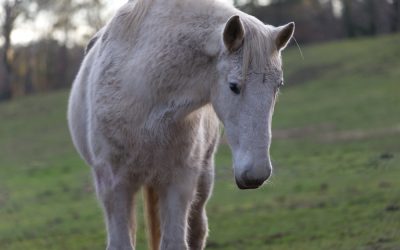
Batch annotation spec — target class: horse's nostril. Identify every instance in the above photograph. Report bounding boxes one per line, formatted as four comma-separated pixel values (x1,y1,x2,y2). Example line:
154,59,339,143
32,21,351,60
235,178,264,189
235,171,264,189
235,166,272,190
243,177,265,187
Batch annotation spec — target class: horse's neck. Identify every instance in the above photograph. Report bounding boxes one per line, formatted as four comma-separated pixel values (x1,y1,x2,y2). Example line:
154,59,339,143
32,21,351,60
145,64,218,129
100,0,235,126
137,2,233,125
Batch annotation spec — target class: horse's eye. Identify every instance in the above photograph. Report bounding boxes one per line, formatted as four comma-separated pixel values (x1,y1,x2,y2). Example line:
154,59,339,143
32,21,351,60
229,82,241,95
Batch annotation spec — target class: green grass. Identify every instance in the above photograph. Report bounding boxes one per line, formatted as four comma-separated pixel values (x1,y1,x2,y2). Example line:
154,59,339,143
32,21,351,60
1,34,400,249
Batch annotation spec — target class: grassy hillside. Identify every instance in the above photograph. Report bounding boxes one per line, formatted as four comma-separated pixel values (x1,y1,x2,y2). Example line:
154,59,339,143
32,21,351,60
1,34,400,250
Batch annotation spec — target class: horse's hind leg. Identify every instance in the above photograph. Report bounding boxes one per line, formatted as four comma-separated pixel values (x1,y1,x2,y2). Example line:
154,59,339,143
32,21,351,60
188,168,214,250
93,165,139,250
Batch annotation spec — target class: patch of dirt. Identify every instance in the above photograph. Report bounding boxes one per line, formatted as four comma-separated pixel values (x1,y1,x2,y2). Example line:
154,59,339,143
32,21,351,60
378,181,392,189
207,239,244,249
285,198,328,210
264,232,289,243
320,127,400,142
380,153,394,160
385,204,400,212
365,237,393,250
273,124,400,143
0,188,9,207
319,183,329,193
273,123,335,139
285,62,342,86
206,241,223,249
219,123,400,144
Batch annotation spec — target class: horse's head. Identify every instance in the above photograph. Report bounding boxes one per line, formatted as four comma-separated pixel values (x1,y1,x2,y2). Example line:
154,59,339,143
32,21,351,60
211,15,294,189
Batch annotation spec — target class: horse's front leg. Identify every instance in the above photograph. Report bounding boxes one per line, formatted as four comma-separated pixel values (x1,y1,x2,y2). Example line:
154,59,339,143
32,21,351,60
157,170,198,250
93,165,139,250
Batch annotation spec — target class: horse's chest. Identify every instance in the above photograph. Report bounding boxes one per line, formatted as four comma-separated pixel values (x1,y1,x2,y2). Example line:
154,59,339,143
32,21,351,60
94,107,199,159
100,127,201,181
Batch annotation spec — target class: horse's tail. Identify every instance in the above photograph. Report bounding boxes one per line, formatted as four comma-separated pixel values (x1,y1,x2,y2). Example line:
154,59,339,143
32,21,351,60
143,186,161,250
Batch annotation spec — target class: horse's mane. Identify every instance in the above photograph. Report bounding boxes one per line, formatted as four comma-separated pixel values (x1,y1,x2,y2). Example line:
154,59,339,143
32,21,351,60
103,0,276,78
107,0,154,42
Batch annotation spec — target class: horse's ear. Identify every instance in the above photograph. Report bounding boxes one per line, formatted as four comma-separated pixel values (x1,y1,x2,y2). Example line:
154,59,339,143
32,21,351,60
274,22,295,51
223,15,245,52
85,28,104,55
85,36,98,55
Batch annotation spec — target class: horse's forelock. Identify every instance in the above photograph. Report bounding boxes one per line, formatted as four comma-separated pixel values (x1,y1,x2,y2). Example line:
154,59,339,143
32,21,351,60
241,17,277,78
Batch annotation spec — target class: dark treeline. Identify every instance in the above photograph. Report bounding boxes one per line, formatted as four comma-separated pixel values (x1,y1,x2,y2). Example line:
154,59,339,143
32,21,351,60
0,41,83,98
0,0,103,101
237,0,400,43
1,0,399,101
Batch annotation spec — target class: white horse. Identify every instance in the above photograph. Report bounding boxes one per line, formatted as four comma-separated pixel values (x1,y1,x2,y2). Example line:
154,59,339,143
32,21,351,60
67,0,294,249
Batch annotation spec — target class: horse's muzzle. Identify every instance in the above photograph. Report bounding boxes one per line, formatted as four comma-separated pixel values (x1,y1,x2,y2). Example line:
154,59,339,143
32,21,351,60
235,167,272,190
235,178,263,189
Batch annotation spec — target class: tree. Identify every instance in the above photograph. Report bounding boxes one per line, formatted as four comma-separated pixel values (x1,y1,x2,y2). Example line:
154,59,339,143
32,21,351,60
342,0,356,37
48,0,105,87
390,0,400,32
1,0,23,100
0,0,106,100
365,0,377,35
0,0,50,100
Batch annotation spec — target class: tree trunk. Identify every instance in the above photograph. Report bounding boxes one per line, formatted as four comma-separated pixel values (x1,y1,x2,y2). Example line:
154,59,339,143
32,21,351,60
391,0,400,32
365,0,377,36
342,0,355,38
1,2,16,100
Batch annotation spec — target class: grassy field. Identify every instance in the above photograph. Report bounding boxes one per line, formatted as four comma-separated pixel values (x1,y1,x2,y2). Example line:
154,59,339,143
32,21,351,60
1,34,400,250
